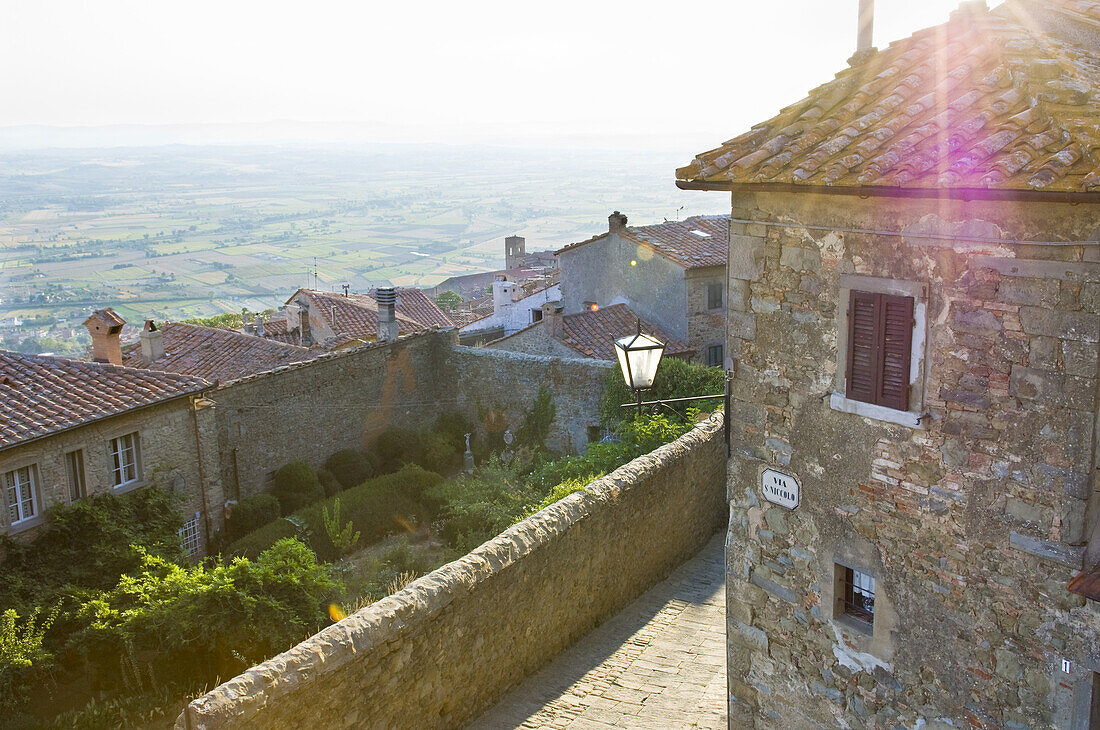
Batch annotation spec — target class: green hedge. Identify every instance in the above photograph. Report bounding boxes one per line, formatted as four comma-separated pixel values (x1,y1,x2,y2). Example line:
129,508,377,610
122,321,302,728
225,494,280,543
271,461,323,515
225,465,444,560
324,450,377,490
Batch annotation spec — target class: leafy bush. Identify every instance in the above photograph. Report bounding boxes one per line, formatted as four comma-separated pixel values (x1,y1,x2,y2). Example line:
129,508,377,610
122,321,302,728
0,488,184,611
322,499,361,557
434,412,475,455
226,494,280,543
374,428,458,474
324,450,377,490
516,387,556,449
70,539,341,692
271,461,323,515
225,465,444,559
0,605,58,713
427,458,539,553
317,468,342,498
599,357,724,425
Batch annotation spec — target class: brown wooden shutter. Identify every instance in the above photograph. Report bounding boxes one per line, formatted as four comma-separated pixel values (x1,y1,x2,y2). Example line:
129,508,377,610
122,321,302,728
879,294,914,411
846,290,880,405
846,290,914,410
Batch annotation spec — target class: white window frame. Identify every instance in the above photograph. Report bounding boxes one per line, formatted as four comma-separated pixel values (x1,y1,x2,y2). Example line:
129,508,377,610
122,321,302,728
4,465,39,527
830,275,928,428
109,432,142,488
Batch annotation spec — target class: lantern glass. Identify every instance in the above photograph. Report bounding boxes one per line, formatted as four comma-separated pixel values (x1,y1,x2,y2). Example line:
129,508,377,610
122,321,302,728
614,332,665,391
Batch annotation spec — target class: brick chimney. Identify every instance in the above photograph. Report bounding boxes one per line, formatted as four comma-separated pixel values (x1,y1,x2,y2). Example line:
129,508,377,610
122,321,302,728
542,301,564,340
609,211,628,232
139,320,165,364
376,287,399,342
83,308,125,365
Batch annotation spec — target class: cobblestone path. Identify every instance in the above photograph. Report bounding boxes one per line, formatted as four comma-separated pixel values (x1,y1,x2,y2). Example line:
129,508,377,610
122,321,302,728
470,533,726,730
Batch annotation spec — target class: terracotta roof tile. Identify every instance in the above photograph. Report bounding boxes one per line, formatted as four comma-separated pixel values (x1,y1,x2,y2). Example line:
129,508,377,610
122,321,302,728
556,215,729,270
122,322,315,383
369,288,454,329
556,304,694,361
295,289,428,346
0,350,210,450
678,0,1100,195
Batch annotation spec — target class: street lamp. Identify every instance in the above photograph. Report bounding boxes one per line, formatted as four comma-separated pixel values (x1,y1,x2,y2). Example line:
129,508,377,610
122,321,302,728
614,318,732,454
615,322,665,415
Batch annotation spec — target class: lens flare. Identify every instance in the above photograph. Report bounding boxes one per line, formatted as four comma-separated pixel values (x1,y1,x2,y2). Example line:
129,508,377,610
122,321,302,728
328,604,347,622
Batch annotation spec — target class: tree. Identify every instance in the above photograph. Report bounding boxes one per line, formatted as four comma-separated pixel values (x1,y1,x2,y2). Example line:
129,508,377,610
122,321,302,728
434,290,462,311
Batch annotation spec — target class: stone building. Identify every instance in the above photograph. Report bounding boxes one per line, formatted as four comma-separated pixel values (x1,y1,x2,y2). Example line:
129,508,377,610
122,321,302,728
0,337,221,557
458,278,562,344
556,212,729,366
485,302,694,363
677,0,1100,727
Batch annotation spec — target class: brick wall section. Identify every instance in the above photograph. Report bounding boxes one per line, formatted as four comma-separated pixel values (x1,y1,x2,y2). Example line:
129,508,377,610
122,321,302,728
175,413,726,730
0,397,223,555
722,191,1100,729
448,346,613,453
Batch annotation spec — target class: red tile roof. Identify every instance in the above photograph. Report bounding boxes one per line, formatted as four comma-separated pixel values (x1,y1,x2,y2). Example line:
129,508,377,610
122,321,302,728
677,0,1100,197
1068,569,1100,601
370,288,455,329
491,304,693,361
122,322,314,383
0,350,211,450
296,289,427,346
556,216,729,270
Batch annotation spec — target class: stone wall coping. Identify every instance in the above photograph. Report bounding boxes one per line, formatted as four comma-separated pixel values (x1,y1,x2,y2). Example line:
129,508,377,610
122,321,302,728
215,329,443,389
179,412,723,728
449,344,616,368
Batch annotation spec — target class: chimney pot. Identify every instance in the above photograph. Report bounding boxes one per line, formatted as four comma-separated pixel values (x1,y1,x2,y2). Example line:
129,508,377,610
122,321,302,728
255,314,265,338
608,211,628,232
140,320,165,364
857,0,874,53
83,308,125,365
376,287,399,342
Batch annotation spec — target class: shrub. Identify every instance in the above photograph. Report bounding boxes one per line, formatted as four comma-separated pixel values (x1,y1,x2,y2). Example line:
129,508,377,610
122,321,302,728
322,499,360,558
374,428,418,473
225,465,444,559
599,357,725,425
516,387,556,449
324,450,377,490
374,428,457,474
317,468,342,498
0,488,184,611
226,494,280,543
428,458,538,553
271,461,322,515
0,605,58,713
434,412,475,455
70,539,341,692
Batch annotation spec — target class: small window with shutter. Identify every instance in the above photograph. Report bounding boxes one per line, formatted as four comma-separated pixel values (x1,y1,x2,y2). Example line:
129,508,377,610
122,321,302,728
846,290,914,411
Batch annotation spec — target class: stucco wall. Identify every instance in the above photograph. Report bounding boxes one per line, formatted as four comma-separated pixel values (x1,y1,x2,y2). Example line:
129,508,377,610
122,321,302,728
0,396,223,554
460,283,561,337
448,345,612,453
722,191,1100,729
559,232,689,339
175,413,726,730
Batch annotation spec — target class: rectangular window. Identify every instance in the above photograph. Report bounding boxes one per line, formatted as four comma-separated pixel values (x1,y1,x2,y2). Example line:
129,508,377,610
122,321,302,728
707,283,723,310
65,450,87,502
109,432,141,487
835,564,875,628
846,290,914,411
4,466,38,525
707,344,724,368
531,308,544,323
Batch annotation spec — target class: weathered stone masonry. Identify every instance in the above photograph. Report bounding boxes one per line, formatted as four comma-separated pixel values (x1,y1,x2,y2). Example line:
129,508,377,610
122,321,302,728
176,413,726,729
723,192,1100,729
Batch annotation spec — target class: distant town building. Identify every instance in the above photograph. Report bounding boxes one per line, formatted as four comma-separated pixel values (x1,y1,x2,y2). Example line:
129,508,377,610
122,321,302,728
679,1,1100,727
556,212,729,367
459,277,562,344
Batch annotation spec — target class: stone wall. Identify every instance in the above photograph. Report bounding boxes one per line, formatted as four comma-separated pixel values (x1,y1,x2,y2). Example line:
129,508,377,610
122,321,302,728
0,395,223,555
722,191,1100,729
175,413,727,730
686,266,728,366
213,331,450,502
448,345,613,453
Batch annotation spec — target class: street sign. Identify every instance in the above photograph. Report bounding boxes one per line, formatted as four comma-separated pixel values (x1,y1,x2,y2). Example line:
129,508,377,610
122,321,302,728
761,469,800,509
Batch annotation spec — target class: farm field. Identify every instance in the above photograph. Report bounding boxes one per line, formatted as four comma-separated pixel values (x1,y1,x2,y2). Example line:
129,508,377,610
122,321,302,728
0,143,725,349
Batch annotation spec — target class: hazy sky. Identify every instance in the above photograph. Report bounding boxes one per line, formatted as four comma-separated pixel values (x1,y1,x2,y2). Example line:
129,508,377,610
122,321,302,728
3,1,993,149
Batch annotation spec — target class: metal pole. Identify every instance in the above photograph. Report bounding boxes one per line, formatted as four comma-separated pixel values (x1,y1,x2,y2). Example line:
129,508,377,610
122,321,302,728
636,390,643,418
724,369,732,458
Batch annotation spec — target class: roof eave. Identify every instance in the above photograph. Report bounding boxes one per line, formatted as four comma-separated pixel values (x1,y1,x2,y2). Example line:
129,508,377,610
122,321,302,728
675,180,1100,204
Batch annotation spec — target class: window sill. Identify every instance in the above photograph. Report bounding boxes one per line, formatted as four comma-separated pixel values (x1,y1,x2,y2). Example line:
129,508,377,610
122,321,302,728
829,393,923,429
112,479,146,495
5,516,44,534
835,613,874,637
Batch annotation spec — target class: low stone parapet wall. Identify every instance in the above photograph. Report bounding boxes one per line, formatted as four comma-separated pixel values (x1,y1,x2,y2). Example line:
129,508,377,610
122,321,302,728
176,413,726,730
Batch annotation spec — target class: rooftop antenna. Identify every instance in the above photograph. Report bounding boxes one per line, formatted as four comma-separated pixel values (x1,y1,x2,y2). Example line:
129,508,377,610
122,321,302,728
313,257,318,290
341,283,350,298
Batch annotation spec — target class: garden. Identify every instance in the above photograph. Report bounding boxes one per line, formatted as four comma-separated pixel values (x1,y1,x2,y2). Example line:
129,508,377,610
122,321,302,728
0,360,722,728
